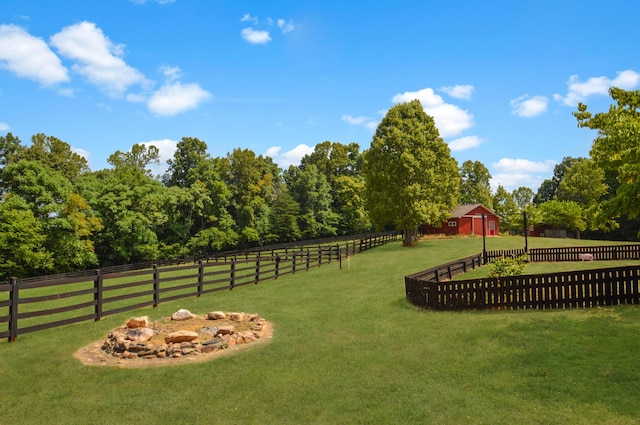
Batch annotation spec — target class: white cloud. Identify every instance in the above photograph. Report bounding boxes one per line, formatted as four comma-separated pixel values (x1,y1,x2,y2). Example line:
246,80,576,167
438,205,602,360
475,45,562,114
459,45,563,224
0,24,69,86
448,135,483,151
490,158,557,191
510,95,548,118
241,28,271,44
553,69,640,106
342,114,370,125
50,21,147,97
160,65,181,82
145,138,177,176
278,19,295,34
391,88,474,137
440,84,474,100
57,87,74,97
147,81,211,116
266,144,314,168
72,147,90,161
342,114,379,132
240,15,295,44
0,122,9,131
240,14,258,25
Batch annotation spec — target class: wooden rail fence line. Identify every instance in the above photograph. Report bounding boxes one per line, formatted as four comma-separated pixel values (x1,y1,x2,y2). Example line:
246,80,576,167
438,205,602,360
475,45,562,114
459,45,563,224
406,244,640,311
0,233,399,342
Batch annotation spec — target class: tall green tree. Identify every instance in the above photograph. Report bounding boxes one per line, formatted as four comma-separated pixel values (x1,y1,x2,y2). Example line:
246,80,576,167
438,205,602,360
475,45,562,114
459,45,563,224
459,160,493,208
539,200,586,238
363,100,459,246
3,159,101,272
284,164,338,239
574,87,640,233
512,186,535,210
492,185,520,234
533,157,580,205
333,175,372,234
219,149,280,246
14,133,89,183
299,141,367,234
269,190,302,242
0,193,51,279
162,137,210,188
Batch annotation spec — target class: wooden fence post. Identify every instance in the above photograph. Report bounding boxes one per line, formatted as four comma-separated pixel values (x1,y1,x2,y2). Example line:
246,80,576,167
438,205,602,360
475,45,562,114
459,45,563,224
255,255,260,284
8,277,18,343
306,249,310,270
293,252,297,274
94,269,103,321
230,260,236,289
153,265,160,307
275,255,281,279
197,261,204,296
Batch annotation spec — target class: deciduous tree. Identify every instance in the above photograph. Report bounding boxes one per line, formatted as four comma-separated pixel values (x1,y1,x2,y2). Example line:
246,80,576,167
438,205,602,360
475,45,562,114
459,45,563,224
363,100,459,246
459,160,492,208
574,88,640,233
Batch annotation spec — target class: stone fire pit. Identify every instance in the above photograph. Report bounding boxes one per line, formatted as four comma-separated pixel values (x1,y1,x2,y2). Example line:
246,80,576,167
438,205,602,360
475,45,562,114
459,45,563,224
75,309,272,368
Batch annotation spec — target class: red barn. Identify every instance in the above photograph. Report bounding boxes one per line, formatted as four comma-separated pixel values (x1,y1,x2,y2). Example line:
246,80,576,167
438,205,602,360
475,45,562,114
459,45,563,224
423,204,500,236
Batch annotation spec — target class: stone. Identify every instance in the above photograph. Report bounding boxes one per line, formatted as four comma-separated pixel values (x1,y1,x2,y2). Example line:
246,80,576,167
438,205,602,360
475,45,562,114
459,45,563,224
126,316,150,328
228,312,246,322
216,325,235,335
127,327,154,342
165,330,199,344
171,309,196,321
250,321,264,331
99,310,268,362
198,326,218,338
207,311,226,320
238,331,255,342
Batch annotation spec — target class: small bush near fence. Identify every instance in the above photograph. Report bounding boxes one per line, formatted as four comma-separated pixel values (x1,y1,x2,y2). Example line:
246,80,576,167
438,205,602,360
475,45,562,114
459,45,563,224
405,244,640,311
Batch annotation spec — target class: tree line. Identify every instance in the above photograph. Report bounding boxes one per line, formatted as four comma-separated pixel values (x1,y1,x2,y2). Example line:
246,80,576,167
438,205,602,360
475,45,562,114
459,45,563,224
1,88,638,279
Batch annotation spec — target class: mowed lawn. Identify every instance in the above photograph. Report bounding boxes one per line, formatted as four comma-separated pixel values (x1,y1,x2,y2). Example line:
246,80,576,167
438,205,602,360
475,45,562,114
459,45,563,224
2,236,640,425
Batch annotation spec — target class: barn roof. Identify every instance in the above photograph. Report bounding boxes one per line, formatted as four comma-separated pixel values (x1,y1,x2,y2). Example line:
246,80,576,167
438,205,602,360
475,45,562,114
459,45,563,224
450,204,496,218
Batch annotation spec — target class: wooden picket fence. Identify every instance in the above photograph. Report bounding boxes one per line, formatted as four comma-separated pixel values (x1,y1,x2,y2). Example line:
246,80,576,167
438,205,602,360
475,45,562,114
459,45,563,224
406,244,640,311
0,232,398,342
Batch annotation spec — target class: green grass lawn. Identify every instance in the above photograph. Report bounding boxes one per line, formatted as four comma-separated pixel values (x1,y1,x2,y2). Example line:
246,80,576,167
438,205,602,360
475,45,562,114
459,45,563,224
1,236,639,425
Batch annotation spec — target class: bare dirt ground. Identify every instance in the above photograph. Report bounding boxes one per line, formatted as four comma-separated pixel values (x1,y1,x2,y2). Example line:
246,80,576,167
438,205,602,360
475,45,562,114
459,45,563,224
74,316,273,369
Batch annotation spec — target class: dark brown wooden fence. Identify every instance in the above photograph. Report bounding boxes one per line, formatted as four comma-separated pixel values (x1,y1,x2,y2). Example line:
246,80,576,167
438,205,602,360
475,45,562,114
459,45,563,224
406,244,640,311
0,233,398,342
485,244,640,263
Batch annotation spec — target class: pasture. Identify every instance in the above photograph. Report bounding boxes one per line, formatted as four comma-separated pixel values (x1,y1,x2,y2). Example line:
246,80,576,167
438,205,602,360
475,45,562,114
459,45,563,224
1,236,639,424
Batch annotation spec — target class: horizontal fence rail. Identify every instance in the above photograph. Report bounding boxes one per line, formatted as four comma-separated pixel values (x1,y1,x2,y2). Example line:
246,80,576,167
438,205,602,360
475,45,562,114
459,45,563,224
1,232,399,342
406,244,640,311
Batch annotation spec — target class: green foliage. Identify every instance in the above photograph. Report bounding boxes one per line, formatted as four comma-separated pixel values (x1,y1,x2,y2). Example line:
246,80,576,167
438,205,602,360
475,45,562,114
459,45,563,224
533,157,581,205
363,100,459,246
270,191,302,242
0,193,52,278
492,185,520,233
284,164,338,238
538,200,586,232
459,160,493,208
576,88,640,220
489,254,528,277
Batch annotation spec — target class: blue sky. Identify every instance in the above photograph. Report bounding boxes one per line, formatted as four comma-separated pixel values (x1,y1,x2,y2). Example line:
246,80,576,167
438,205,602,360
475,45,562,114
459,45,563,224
1,0,639,192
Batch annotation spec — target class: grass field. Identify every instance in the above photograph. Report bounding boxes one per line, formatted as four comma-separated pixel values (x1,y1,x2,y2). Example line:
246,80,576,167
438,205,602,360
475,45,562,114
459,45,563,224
1,236,639,425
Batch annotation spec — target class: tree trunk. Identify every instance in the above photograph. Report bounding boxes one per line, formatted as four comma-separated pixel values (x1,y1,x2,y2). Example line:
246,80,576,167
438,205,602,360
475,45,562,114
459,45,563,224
403,224,417,246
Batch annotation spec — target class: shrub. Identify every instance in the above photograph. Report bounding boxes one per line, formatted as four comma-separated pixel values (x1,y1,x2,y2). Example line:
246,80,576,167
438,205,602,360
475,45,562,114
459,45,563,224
489,254,528,277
